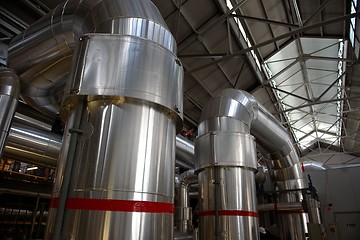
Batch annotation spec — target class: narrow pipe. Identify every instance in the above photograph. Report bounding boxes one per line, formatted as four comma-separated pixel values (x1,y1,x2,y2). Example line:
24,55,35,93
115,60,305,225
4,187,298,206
258,202,303,212
0,67,20,158
175,169,197,233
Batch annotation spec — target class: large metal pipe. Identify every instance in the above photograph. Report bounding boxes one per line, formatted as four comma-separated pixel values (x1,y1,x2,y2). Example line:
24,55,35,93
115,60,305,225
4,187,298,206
4,122,61,168
8,0,173,118
8,0,184,239
195,88,307,239
0,67,20,158
195,89,259,240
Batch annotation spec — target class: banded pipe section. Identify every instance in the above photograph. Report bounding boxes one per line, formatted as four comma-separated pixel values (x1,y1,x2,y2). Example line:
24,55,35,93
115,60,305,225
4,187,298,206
195,88,307,239
195,90,259,240
8,0,174,118
41,1,183,239
0,67,20,158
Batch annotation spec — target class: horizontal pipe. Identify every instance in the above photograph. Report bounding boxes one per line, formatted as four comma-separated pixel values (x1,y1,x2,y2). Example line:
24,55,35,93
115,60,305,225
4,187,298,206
4,122,62,168
258,202,303,212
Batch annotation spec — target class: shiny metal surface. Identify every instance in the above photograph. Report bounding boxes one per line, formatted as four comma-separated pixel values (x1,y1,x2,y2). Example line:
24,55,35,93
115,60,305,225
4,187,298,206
63,34,183,130
4,122,62,168
195,89,259,239
8,0,175,117
306,198,321,224
0,67,20,158
196,131,257,170
258,202,303,212
198,167,259,240
176,135,195,167
175,170,197,233
196,89,307,239
58,99,176,239
44,1,183,238
277,192,308,240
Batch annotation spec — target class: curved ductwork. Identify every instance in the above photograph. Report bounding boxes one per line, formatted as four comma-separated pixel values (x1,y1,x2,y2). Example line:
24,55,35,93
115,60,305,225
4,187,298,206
175,169,197,234
8,0,174,117
195,88,307,240
0,67,20,158
7,0,185,239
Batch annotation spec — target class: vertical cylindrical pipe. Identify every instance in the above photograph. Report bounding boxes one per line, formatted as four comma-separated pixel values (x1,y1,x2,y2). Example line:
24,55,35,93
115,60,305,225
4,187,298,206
195,90,260,240
175,169,197,233
0,67,20,158
46,8,183,239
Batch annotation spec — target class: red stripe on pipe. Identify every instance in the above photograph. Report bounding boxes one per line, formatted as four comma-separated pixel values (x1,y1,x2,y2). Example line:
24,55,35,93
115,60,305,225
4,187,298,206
199,210,258,218
49,197,174,214
49,197,59,208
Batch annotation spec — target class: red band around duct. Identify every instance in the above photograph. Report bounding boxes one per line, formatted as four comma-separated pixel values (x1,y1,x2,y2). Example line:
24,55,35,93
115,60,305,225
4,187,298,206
49,197,174,213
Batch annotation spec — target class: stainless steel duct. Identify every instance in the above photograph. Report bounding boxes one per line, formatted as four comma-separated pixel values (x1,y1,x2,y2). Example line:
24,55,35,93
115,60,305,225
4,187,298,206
8,0,184,239
195,89,259,240
176,135,195,168
175,169,197,233
195,88,307,240
4,122,61,168
8,0,173,118
0,67,20,158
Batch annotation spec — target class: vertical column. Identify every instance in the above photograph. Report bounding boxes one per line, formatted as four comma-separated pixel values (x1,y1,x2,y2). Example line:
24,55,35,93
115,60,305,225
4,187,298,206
0,67,19,158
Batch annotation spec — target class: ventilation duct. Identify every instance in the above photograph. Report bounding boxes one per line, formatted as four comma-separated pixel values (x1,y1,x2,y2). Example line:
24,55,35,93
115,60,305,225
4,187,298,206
4,122,61,168
8,0,183,239
8,0,174,118
195,88,307,239
0,67,19,158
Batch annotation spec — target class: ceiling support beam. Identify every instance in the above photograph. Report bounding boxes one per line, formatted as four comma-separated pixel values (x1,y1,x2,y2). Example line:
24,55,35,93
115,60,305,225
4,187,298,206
303,0,331,26
186,12,360,75
230,13,299,28
279,95,360,113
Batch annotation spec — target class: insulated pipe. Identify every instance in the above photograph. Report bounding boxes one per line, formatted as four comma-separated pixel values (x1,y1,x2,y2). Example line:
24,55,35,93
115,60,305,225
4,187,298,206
24,0,184,239
0,67,20,158
195,88,307,240
195,90,259,240
176,135,195,167
8,0,174,117
175,169,197,233
4,122,61,168
258,202,304,212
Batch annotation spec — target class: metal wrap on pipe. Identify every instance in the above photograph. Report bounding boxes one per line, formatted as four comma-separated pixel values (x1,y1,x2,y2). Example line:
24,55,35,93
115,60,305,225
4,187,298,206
4,122,61,168
195,90,259,240
175,170,197,233
0,67,20,158
195,88,307,239
8,0,173,118
15,0,185,239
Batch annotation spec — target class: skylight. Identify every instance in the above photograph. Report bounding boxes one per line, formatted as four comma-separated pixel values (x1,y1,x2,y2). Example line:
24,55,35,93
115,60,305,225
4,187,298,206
350,0,358,47
263,38,347,150
226,0,262,70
